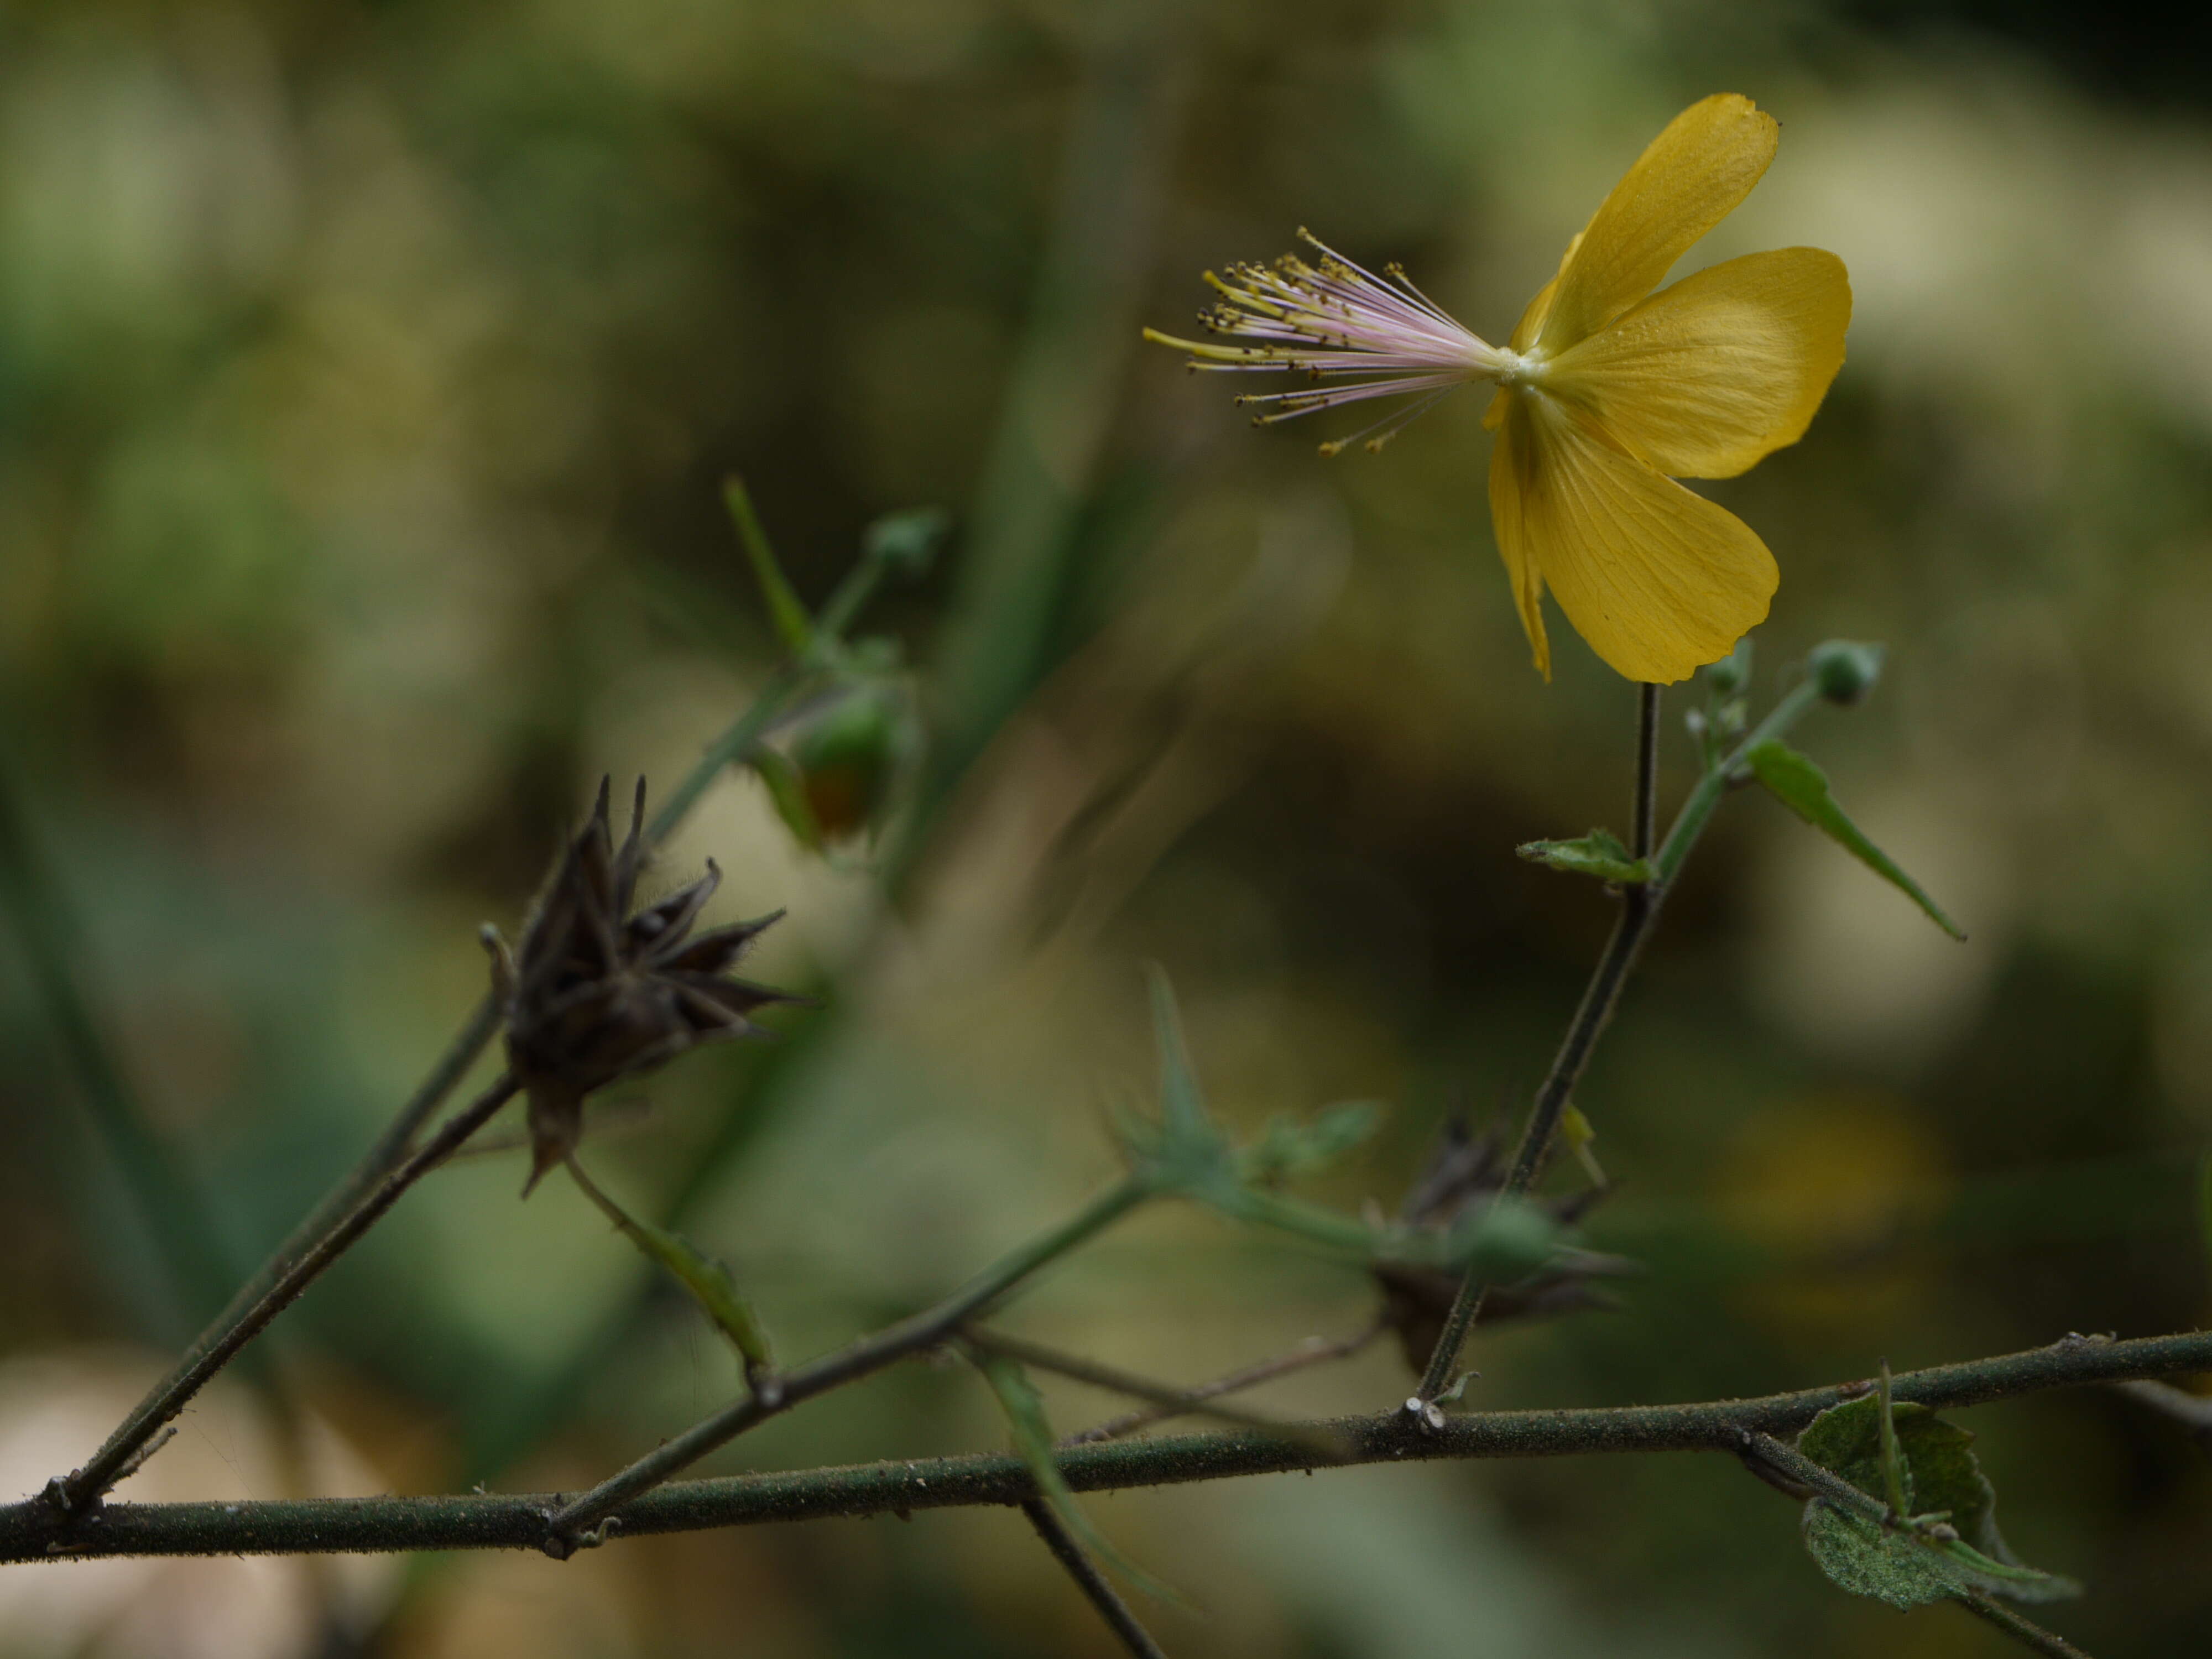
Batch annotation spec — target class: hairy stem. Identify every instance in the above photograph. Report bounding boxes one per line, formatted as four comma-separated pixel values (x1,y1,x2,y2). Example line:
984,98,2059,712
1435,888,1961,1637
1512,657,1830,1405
539,1173,1154,1550
1955,1589,2098,1658
1415,677,1825,1406
1021,1499,1172,1659
8,1331,2201,1562
45,1072,520,1515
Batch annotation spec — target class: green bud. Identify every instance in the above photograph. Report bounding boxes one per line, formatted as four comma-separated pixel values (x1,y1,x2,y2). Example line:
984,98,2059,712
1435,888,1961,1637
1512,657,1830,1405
1808,640,1885,706
1704,637,1753,697
791,686,905,839
863,507,950,577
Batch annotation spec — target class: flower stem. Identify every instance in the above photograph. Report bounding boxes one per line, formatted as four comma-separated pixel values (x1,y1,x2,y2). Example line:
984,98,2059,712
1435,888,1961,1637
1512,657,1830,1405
1413,674,1825,1408
539,1173,1154,1551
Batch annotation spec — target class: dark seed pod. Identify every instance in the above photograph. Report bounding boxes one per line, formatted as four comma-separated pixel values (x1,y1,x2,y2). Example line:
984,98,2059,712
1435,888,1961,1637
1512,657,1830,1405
1373,1116,1634,1374
490,777,806,1194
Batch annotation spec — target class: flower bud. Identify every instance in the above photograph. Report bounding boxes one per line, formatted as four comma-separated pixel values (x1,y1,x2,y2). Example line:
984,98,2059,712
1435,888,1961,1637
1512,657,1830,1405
791,687,904,841
1808,640,1885,705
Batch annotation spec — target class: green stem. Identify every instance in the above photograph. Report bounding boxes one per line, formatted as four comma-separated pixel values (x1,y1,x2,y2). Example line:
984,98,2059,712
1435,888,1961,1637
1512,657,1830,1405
1954,1589,2098,1658
539,1173,1153,1550
7,1329,2202,1562
1021,1498,1172,1659
1415,675,1826,1407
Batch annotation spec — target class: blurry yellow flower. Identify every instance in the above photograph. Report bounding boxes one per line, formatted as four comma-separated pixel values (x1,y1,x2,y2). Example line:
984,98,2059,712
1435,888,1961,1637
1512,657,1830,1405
1147,94,1850,684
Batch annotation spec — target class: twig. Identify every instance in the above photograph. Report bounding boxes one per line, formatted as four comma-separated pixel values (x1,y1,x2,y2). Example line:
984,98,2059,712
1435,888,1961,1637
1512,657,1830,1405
1954,1588,2097,1658
44,1072,520,1515
1415,679,1825,1406
537,1173,1155,1552
1065,1324,1385,1444
964,1328,1349,1457
1020,1499,1172,1659
8,1328,2203,1561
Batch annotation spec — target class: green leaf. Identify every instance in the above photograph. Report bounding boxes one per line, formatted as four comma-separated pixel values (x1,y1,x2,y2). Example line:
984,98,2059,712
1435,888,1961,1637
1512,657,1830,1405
567,1162,774,1374
1516,828,1652,886
975,1353,1185,1606
1141,966,1229,1186
748,745,827,853
1743,741,1966,940
723,476,813,652
1796,1395,2078,1607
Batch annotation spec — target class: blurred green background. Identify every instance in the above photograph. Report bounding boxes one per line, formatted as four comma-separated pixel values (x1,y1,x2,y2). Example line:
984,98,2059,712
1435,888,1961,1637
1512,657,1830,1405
2,0,2209,1654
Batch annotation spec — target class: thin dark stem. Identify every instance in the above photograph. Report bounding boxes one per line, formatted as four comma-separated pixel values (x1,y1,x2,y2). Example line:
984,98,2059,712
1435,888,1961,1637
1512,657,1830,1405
1021,1499,1172,1659
47,1072,520,1514
1066,1323,1385,1444
1632,682,1661,859
7,1330,2202,1562
965,1329,1347,1457
1415,678,1824,1407
539,1175,1153,1551
1954,1589,2097,1658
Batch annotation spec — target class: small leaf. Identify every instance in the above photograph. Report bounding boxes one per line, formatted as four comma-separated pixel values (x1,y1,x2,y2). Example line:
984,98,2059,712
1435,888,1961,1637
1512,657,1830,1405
724,476,814,652
1516,829,1652,886
1240,1100,1384,1185
975,1353,1185,1606
748,746,827,853
1144,966,1228,1185
1743,741,1966,940
1797,1395,2078,1607
567,1161,774,1374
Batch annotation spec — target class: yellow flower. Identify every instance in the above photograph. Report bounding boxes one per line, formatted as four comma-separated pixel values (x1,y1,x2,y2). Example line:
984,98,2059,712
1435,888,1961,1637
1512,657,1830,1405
1146,94,1850,684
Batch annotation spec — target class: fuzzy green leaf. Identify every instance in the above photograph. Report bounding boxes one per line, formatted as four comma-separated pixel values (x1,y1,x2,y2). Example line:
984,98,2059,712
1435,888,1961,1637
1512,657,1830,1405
976,1353,1183,1605
1797,1395,2077,1608
1516,828,1652,886
1743,741,1966,940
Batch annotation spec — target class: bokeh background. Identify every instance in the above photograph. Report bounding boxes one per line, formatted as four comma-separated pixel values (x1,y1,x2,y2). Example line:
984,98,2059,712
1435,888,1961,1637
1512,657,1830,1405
2,0,2209,1653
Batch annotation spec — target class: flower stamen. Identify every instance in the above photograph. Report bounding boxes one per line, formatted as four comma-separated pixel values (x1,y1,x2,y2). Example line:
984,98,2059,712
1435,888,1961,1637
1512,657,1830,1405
1144,229,1499,454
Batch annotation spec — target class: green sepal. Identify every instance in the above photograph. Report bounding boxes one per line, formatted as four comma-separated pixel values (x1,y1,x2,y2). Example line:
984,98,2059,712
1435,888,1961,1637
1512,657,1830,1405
1239,1100,1383,1186
748,744,828,854
1796,1394,2078,1608
1516,829,1653,886
975,1353,1186,1606
1742,740,1966,940
722,477,813,653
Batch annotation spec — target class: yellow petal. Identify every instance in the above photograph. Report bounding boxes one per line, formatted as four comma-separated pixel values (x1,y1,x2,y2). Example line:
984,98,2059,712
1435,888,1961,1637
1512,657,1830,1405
1487,395,1553,677
1489,389,1776,684
1536,94,1778,356
1545,248,1850,479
